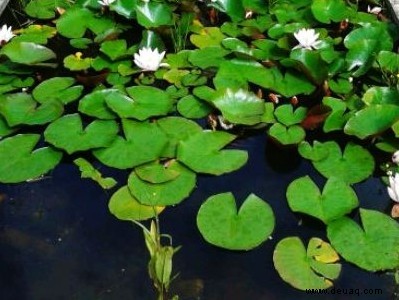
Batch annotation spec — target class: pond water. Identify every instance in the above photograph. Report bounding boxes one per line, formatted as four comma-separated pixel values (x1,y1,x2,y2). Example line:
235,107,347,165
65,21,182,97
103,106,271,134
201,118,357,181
0,133,396,300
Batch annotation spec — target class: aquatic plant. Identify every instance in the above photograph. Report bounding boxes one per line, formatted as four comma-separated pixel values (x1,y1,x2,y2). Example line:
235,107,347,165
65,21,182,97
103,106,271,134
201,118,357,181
0,0,398,297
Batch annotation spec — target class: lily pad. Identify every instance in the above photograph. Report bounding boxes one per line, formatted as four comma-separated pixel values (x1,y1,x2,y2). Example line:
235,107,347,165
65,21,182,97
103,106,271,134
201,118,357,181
274,104,307,126
128,161,196,206
197,193,275,250
177,131,248,175
0,93,63,126
135,2,173,27
344,105,399,139
105,86,174,121
286,176,358,224
274,237,341,290
298,141,374,184
32,77,83,104
135,161,180,184
78,89,118,119
0,134,62,183
311,0,350,24
190,27,226,49
93,119,168,169
25,0,70,19
177,95,213,119
212,89,265,125
327,209,399,271
44,114,119,154
74,157,117,189
100,40,129,61
63,53,92,71
1,41,56,65
109,186,164,221
268,123,306,145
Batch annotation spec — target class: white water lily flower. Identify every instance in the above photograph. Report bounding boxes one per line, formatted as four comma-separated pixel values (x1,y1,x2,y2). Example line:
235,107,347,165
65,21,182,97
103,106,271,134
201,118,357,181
392,150,399,165
134,47,169,72
293,28,321,50
367,5,382,15
98,0,116,6
0,25,15,44
388,173,399,203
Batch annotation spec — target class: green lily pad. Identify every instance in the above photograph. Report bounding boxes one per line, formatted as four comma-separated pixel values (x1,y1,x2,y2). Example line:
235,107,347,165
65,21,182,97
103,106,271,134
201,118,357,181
13,25,57,44
177,95,213,119
0,93,63,126
0,134,62,183
156,116,203,158
298,141,374,184
311,0,350,24
135,2,173,27
288,49,328,85
44,114,118,154
105,86,174,121
209,0,245,22
197,193,275,250
274,104,307,126
32,77,83,104
327,209,399,271
25,0,70,19
1,41,56,65
128,161,196,206
135,161,180,184
100,40,129,61
189,47,229,69
212,89,265,125
109,186,164,221
177,131,248,175
93,119,168,169
344,104,399,139
78,89,118,119
274,237,341,290
322,97,348,132
63,53,92,71
0,117,16,138
286,176,358,224
377,51,399,74
362,87,399,106
74,157,117,189
190,27,226,49
268,123,306,145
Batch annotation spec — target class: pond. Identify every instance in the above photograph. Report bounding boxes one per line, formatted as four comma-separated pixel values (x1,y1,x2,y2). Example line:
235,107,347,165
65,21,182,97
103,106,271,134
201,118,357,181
0,133,395,299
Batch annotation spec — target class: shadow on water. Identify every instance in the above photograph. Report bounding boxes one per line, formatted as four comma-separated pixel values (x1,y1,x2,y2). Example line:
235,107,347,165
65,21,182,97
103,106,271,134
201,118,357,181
0,133,397,300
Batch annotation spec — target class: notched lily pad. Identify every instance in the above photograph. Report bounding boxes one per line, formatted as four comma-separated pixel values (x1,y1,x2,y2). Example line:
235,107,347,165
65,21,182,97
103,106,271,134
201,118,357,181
327,209,399,271
286,176,359,224
135,161,180,184
1,41,56,65
32,77,83,104
109,186,164,221
128,161,196,206
274,237,341,290
78,89,118,119
197,193,275,250
44,114,119,154
0,134,62,183
177,131,248,175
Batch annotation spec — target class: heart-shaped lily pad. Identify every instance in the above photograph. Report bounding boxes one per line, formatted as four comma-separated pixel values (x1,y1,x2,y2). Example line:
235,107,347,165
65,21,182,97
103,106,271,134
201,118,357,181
212,89,265,125
286,176,358,224
268,123,306,145
177,131,248,175
78,89,118,119
0,134,62,183
197,193,275,250
44,114,119,154
100,39,130,61
32,77,83,104
109,186,164,221
274,104,307,126
327,209,399,271
135,161,180,184
274,237,341,290
93,119,168,169
298,141,374,184
128,161,196,206
177,95,213,119
105,86,174,121
0,93,63,126
1,41,56,65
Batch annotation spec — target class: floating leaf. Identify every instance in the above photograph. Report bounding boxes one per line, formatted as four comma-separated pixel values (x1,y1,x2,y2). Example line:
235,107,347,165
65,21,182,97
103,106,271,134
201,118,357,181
274,104,307,126
0,134,62,183
0,93,63,126
274,237,341,290
286,176,358,224
327,209,399,271
311,0,350,24
13,25,57,44
135,2,173,27
344,104,399,139
135,161,180,184
93,119,168,169
25,0,70,19
105,86,174,121
362,87,399,106
63,52,92,71
177,131,248,175
322,97,348,132
268,123,305,145
377,51,399,74
78,89,118,119
197,193,275,250
109,186,164,221
32,77,83,104
189,47,229,69
128,161,196,206
298,141,374,184
100,39,129,61
190,27,226,49
1,41,56,65
177,95,213,119
212,89,265,125
74,157,117,189
44,114,119,154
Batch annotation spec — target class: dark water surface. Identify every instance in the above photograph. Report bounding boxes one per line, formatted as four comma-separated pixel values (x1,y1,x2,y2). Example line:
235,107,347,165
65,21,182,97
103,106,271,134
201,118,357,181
0,134,396,300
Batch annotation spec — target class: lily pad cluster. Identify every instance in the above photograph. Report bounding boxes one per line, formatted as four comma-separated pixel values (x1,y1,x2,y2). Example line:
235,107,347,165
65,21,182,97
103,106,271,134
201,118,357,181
0,0,399,293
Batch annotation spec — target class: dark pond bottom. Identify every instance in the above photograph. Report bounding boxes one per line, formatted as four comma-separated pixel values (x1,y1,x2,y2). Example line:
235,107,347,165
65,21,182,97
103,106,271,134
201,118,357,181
0,134,396,300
